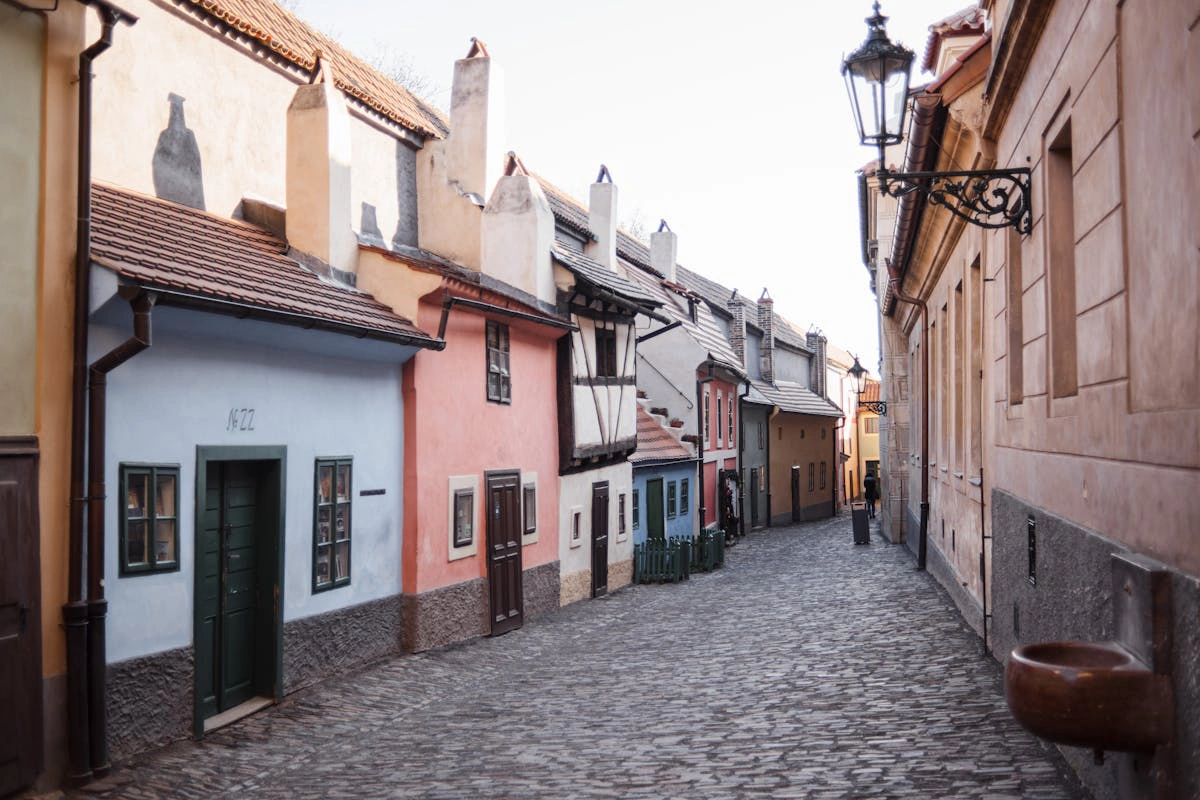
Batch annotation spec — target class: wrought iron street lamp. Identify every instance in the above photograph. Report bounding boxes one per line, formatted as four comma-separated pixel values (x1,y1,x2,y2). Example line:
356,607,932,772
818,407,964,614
848,356,887,415
843,3,1032,233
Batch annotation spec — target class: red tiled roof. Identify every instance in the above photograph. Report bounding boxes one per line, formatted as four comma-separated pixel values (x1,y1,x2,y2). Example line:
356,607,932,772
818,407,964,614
922,4,985,73
177,0,448,138
862,380,881,404
630,406,693,464
91,183,436,344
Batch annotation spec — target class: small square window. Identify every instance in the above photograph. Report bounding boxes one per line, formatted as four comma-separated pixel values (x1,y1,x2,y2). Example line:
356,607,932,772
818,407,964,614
523,484,536,535
680,479,689,515
667,481,677,518
572,511,582,542
119,464,180,576
314,458,352,592
454,488,474,548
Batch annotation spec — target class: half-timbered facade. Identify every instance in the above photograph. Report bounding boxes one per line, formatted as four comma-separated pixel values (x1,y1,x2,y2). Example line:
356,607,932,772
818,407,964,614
546,169,664,604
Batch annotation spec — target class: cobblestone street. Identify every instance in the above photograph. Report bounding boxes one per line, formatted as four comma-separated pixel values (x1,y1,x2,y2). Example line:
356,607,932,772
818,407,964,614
87,517,1087,799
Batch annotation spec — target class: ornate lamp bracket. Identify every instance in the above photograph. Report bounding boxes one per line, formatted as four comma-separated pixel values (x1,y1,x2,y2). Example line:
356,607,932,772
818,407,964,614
858,399,888,416
875,166,1033,234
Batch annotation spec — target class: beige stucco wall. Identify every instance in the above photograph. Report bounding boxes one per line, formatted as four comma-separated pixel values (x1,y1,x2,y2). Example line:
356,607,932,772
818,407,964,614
767,414,837,517
986,0,1200,577
0,5,46,437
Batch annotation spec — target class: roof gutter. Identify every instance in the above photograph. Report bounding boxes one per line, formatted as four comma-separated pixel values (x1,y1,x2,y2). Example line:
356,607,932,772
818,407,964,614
436,294,577,340
65,0,136,784
636,319,681,344
884,92,945,317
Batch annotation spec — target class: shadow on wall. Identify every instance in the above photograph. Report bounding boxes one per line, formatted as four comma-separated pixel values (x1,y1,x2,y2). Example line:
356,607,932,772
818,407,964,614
360,202,384,246
153,93,205,210
392,139,418,249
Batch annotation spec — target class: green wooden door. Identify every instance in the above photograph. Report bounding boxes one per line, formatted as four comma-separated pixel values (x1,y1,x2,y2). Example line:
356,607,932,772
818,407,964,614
197,461,261,719
646,479,664,540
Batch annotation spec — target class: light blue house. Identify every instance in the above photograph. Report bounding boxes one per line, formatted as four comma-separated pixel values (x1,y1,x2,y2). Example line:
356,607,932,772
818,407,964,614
630,406,697,544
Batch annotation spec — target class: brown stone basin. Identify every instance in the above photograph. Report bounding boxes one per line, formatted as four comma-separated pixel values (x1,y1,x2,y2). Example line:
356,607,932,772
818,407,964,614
1005,641,1173,752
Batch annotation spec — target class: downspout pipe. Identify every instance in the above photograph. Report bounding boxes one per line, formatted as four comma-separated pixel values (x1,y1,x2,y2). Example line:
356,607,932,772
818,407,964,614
737,379,749,536
886,259,930,571
833,415,845,517
65,3,135,783
85,290,153,776
695,362,714,531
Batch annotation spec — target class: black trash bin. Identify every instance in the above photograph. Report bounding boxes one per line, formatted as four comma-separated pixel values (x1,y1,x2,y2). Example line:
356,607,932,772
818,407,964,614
851,501,870,545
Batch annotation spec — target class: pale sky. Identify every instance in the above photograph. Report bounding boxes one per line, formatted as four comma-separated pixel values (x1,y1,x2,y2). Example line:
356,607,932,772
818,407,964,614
290,0,973,372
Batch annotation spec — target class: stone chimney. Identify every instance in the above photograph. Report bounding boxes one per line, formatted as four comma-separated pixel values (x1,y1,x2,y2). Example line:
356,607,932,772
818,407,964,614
481,152,556,304
586,165,617,271
286,56,356,276
728,290,746,367
416,38,505,269
757,288,775,385
650,220,677,283
807,330,828,398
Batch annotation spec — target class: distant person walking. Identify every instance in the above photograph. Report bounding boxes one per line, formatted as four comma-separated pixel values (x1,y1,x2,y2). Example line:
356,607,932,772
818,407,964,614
863,473,877,519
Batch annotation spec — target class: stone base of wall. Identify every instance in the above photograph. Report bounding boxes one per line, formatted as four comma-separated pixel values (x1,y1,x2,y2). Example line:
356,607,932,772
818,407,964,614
904,506,921,560
107,646,193,762
402,578,487,653
283,594,403,695
924,537,983,636
609,559,632,591
990,489,1200,800
522,560,560,621
769,501,833,527
560,569,591,606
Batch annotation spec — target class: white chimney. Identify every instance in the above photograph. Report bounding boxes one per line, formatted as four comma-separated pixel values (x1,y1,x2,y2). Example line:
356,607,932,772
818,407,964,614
586,165,617,271
481,153,556,304
286,56,356,275
650,220,677,283
416,38,506,269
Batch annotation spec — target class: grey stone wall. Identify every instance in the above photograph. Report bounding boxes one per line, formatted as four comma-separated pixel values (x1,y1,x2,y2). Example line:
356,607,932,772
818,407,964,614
107,646,193,762
522,560,560,621
402,577,487,653
282,594,403,695
990,489,1200,800
924,536,983,635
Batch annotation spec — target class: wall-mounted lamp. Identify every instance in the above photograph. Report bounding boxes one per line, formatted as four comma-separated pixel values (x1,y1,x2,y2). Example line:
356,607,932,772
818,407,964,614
848,355,887,415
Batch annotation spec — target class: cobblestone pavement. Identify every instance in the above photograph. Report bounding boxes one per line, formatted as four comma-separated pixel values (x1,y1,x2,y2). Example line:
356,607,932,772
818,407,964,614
86,516,1089,799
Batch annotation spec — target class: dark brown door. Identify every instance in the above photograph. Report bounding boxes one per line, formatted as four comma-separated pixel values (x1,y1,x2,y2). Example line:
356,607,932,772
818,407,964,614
790,466,801,522
591,482,609,597
0,441,42,795
486,471,523,635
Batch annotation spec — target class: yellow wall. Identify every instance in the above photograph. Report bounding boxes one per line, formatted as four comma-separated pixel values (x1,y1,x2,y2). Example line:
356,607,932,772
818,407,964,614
0,4,46,437
768,413,837,518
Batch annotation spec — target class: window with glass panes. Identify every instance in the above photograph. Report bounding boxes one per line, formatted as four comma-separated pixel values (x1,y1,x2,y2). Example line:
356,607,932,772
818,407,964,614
119,464,179,575
314,459,352,591
618,493,626,536
808,463,815,491
632,489,640,529
727,394,734,445
486,320,511,403
680,478,689,514
667,481,677,518
595,327,617,377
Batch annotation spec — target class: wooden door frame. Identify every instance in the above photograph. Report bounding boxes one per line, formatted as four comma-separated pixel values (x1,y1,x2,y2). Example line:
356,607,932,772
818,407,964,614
484,469,523,635
192,446,285,738
590,481,609,597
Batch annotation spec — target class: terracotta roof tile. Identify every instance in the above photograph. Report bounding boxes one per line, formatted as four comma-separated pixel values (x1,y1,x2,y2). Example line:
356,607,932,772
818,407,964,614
630,406,693,464
178,0,448,138
862,379,881,404
92,183,435,344
922,4,985,73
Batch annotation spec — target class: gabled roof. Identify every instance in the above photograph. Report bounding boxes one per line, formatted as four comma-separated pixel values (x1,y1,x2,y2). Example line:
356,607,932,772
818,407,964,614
922,4,986,73
630,406,694,465
751,380,843,418
176,0,447,138
674,265,812,355
536,176,595,241
551,247,662,308
92,183,437,345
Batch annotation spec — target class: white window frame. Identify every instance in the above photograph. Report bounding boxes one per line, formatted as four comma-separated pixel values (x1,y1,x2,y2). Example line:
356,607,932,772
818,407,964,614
447,474,480,561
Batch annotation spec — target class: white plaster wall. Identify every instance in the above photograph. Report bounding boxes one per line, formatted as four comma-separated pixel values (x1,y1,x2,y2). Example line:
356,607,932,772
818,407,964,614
557,463,633,578
636,325,706,435
351,119,419,250
95,308,407,663
569,319,638,448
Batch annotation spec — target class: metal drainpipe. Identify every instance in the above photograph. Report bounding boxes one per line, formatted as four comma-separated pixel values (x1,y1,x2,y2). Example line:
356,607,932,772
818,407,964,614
886,259,930,571
832,415,845,518
85,290,154,776
695,362,714,530
65,4,133,783
737,379,749,536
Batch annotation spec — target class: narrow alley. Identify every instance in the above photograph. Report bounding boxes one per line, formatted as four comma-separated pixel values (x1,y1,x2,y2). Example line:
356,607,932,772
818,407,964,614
85,519,1087,799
